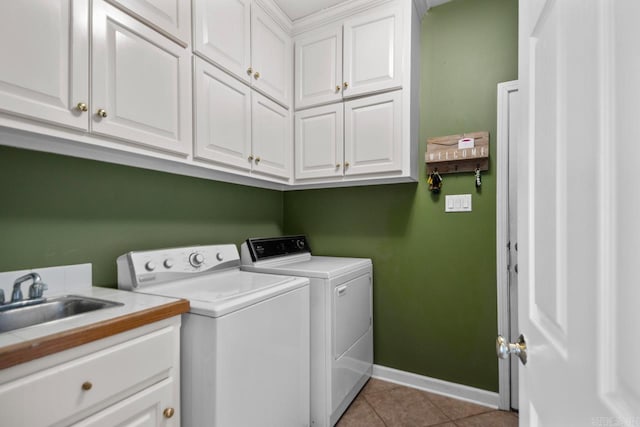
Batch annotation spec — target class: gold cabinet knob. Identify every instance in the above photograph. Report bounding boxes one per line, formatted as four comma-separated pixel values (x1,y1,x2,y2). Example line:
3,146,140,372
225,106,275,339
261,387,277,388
255,157,261,163
345,161,350,168
81,381,93,391
163,407,175,419
96,109,107,118
336,85,341,92
247,67,253,75
336,163,341,168
76,102,88,112
254,71,260,79
248,155,254,161
343,82,349,89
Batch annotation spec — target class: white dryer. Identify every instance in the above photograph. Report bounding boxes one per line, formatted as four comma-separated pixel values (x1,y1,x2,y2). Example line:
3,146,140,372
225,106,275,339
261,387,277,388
117,244,310,427
240,236,373,427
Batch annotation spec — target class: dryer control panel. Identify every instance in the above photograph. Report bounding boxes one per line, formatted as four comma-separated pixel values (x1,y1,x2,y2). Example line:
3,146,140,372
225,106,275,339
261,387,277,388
117,244,240,290
244,235,311,262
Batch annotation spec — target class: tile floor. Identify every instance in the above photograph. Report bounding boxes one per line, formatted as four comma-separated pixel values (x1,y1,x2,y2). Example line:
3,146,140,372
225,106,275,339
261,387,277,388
336,378,518,427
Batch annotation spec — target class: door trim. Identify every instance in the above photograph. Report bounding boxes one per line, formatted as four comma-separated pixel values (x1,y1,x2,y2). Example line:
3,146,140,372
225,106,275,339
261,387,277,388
496,80,519,411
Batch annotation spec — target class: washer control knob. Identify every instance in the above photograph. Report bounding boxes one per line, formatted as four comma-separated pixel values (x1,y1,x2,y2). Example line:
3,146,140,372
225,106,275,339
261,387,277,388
216,252,223,262
296,239,305,249
163,259,174,269
145,261,156,272
189,253,205,268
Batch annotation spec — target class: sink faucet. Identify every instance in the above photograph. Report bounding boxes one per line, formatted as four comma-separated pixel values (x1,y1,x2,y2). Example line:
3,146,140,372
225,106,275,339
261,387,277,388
11,273,48,302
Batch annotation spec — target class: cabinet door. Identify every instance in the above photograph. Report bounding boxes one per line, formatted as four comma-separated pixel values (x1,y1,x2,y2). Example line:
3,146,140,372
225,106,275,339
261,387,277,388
252,92,291,180
251,4,292,108
294,26,342,110
107,0,191,44
92,0,191,155
343,4,403,98
72,379,178,427
344,91,402,176
193,0,251,83
0,0,88,130
194,58,252,172
295,103,344,180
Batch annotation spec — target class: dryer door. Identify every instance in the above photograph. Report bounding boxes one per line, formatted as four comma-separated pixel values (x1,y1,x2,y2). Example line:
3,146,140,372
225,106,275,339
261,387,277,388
333,273,372,359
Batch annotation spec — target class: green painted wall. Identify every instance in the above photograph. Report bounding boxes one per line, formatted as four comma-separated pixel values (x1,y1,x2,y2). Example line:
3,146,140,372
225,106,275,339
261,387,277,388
284,0,518,392
0,146,284,286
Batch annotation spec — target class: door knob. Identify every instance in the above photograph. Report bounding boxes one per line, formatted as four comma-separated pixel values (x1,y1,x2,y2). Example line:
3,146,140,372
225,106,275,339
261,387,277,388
496,334,527,365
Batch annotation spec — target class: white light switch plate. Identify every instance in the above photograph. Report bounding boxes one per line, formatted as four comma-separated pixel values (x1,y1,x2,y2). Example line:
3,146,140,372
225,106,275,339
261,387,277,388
445,194,472,212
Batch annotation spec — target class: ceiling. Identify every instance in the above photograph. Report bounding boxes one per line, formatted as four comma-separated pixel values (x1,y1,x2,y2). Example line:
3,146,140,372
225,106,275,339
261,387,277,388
273,0,453,22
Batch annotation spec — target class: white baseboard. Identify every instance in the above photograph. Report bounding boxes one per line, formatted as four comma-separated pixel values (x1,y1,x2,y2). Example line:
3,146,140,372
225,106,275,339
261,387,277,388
372,364,500,409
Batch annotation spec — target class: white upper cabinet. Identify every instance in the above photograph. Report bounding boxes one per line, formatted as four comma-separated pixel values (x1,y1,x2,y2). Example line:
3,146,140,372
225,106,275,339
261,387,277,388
194,58,290,181
342,4,403,98
344,90,402,176
0,0,89,130
193,0,252,83
92,0,191,155
295,103,344,180
194,0,291,108
251,4,292,109
294,26,342,110
252,91,291,179
194,58,252,172
107,0,191,45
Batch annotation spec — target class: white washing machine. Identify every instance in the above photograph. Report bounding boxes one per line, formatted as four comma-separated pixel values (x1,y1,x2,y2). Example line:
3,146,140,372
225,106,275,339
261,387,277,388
240,236,373,427
117,244,310,427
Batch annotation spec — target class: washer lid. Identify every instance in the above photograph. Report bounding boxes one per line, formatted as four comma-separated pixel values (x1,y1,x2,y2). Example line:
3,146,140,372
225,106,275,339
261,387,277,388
134,269,308,317
244,256,371,279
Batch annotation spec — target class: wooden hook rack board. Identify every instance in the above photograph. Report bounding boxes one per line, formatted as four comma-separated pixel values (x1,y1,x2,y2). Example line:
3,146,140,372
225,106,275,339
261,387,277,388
425,131,489,174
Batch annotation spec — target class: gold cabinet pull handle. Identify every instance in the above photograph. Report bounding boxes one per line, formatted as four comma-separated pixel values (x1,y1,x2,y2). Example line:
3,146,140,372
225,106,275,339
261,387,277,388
345,161,350,168
336,163,341,168
81,381,93,391
163,407,175,418
254,71,260,79
97,109,107,118
335,85,341,92
247,67,253,75
76,102,88,112
248,155,254,161
255,157,261,163
343,82,349,89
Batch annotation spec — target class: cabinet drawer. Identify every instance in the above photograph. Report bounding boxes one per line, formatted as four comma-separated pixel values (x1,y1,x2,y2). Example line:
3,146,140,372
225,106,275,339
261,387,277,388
0,326,176,427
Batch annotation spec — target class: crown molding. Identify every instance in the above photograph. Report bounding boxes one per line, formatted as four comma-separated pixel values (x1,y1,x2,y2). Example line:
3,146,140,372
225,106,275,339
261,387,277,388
255,0,294,35
292,0,396,36
414,0,428,18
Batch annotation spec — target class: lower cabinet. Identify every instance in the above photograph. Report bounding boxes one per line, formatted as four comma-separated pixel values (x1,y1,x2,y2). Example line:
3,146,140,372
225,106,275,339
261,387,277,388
194,58,291,181
295,90,403,181
0,318,181,427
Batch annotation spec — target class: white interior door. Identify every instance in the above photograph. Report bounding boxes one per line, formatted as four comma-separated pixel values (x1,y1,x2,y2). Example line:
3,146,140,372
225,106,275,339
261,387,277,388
518,0,640,424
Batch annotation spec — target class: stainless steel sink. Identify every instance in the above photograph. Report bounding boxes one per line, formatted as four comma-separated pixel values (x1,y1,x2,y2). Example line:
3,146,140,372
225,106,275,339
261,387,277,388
0,295,124,333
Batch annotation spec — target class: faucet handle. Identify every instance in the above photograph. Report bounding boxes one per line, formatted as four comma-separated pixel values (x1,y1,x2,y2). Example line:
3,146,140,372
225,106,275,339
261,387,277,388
29,282,48,299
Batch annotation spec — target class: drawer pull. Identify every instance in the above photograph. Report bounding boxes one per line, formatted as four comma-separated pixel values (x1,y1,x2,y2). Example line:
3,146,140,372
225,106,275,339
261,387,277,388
163,407,175,418
81,381,93,391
